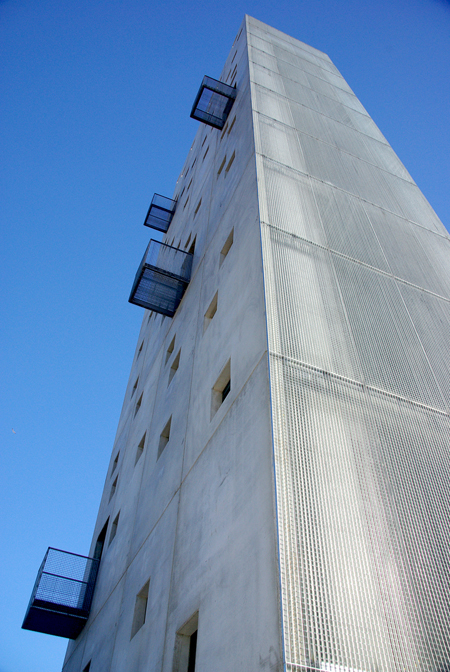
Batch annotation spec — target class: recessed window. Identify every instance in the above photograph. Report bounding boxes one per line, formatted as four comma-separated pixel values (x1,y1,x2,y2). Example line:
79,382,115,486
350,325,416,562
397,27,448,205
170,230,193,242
220,123,229,140
82,662,91,672
185,233,192,250
94,519,109,560
187,178,193,192
109,512,120,545
109,475,118,502
227,116,236,135
219,228,234,267
131,376,139,398
231,50,237,64
183,196,190,210
137,341,143,359
230,65,237,85
111,452,119,476
134,392,143,417
130,579,150,640
158,417,172,459
203,292,218,333
225,151,235,174
166,335,176,364
169,350,181,385
217,155,227,175
135,433,146,466
211,360,231,420
201,135,207,147
173,612,199,672
187,237,196,256
202,146,209,162
194,198,202,217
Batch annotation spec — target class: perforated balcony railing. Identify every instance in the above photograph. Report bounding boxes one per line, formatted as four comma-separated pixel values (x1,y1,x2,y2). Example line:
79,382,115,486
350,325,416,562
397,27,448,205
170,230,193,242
22,548,99,639
144,194,177,233
129,240,193,317
190,76,236,130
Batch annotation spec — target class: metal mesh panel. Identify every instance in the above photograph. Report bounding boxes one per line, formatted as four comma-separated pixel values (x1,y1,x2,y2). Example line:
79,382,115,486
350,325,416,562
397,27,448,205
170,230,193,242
32,548,98,612
311,180,390,271
22,548,99,638
144,193,177,233
261,160,325,245
190,76,236,130
129,240,192,317
256,21,450,672
269,357,450,672
363,202,450,296
261,224,362,381
255,116,307,174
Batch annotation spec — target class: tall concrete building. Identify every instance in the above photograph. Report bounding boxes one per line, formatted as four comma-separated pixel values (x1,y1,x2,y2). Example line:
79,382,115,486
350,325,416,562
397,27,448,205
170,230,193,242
24,15,450,672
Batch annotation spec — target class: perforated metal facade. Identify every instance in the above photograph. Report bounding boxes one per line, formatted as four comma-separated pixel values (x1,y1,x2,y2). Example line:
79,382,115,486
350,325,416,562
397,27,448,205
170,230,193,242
251,16,450,672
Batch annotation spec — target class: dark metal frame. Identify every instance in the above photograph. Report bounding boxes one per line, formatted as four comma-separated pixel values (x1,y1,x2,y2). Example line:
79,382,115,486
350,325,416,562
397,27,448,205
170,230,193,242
144,193,177,233
190,76,236,130
129,240,193,317
22,547,100,639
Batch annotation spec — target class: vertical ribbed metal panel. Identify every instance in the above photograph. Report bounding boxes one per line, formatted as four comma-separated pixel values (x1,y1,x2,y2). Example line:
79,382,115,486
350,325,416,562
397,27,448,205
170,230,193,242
250,16,450,672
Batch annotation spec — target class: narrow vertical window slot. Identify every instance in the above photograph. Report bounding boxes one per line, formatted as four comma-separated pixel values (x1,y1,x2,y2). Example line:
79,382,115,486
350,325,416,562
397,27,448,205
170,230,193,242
158,417,172,459
219,228,234,267
135,433,146,465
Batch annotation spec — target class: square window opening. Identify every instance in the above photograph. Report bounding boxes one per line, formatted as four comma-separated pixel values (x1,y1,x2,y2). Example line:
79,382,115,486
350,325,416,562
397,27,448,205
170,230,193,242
109,512,120,546
158,416,172,459
217,155,227,176
130,579,150,640
166,335,176,364
194,198,202,217
169,350,181,385
211,359,231,420
225,151,235,174
109,475,118,502
111,452,119,476
135,433,146,465
131,376,139,398
203,292,218,333
187,237,196,256
219,228,234,267
172,612,199,672
134,392,143,417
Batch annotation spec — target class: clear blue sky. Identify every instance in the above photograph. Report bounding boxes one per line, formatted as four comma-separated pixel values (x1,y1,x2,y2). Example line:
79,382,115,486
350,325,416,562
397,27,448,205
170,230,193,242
1,0,449,670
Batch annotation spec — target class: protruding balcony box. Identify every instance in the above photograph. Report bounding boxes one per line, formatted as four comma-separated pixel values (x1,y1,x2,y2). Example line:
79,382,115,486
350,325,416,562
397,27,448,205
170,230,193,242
129,240,193,317
190,76,236,130
22,548,99,639
144,194,177,233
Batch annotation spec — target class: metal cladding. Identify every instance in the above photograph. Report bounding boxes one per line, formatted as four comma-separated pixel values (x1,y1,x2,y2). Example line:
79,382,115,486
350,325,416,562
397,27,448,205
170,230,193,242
22,548,99,639
190,76,236,129
250,17,450,672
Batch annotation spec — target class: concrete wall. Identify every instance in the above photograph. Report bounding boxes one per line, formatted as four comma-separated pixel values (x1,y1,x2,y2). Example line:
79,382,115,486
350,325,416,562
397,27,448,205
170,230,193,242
63,17,282,672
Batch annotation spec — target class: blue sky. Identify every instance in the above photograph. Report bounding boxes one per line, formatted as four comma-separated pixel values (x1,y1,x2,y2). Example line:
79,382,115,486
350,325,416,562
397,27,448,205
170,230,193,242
1,0,449,670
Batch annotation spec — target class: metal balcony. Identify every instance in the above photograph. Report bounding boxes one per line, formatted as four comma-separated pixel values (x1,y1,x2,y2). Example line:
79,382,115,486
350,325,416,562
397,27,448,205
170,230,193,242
22,548,99,639
129,240,193,317
190,76,236,130
144,194,177,233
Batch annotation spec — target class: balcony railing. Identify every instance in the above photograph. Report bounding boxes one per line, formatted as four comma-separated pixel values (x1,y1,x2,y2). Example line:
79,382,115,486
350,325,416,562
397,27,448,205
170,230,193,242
22,548,99,639
144,194,177,233
129,240,193,317
190,76,236,130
